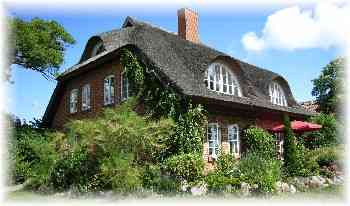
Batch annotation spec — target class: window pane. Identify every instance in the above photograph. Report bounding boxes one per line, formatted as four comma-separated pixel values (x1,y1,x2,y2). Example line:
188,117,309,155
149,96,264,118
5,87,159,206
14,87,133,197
234,142,238,153
229,85,232,94
223,84,227,93
234,87,238,96
210,81,214,90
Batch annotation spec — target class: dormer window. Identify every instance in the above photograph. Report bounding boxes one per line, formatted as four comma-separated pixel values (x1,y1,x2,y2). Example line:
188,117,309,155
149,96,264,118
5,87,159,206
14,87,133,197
269,81,287,106
91,42,105,57
204,62,242,96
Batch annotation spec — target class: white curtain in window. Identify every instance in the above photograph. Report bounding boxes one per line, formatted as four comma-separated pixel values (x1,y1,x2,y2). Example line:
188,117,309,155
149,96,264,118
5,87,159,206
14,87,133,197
70,89,78,113
82,84,91,111
208,123,220,156
104,75,115,105
228,125,239,155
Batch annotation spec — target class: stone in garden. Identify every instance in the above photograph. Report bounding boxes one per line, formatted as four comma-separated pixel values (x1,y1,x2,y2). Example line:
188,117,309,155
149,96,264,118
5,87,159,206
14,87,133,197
191,182,207,196
326,178,334,185
281,182,290,192
181,180,189,192
318,176,326,184
309,176,322,188
290,185,297,194
240,182,251,196
275,181,283,193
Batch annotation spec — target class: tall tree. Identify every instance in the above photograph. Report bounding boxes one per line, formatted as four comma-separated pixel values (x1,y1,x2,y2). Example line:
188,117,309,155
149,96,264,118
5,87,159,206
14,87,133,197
311,58,345,114
8,17,75,80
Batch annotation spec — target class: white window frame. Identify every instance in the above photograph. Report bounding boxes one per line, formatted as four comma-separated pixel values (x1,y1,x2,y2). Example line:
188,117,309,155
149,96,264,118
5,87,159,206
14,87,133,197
207,123,220,156
228,124,240,155
69,89,78,114
81,84,91,111
269,82,287,106
204,62,242,96
121,71,130,101
104,75,115,106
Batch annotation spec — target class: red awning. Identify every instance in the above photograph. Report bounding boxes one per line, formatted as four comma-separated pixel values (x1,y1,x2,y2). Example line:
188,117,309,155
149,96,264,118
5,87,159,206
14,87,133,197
270,120,322,133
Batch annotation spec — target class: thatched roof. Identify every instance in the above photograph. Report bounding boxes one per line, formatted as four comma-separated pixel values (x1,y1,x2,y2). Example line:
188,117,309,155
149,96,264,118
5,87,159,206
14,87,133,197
43,17,313,126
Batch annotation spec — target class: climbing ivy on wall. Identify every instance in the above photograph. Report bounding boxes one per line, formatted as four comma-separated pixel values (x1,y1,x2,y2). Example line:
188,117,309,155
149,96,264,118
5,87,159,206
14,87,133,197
120,48,206,155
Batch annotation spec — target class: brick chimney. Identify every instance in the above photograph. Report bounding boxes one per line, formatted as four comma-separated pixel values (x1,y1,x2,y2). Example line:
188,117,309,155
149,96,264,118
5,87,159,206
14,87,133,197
177,8,199,43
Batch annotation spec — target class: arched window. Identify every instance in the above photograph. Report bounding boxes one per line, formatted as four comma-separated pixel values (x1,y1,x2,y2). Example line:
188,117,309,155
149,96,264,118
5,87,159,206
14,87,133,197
91,42,105,57
269,81,287,106
204,62,241,96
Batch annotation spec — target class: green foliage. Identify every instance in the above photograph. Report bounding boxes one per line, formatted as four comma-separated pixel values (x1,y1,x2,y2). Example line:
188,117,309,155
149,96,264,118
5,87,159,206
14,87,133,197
9,124,58,188
294,143,319,177
282,115,302,177
238,152,281,193
120,48,206,157
312,58,345,114
244,127,276,159
307,146,341,167
99,152,141,193
141,164,179,194
66,98,175,164
9,17,75,79
216,153,237,176
205,172,240,193
163,153,204,183
141,164,162,190
302,113,340,149
49,146,99,192
171,104,206,154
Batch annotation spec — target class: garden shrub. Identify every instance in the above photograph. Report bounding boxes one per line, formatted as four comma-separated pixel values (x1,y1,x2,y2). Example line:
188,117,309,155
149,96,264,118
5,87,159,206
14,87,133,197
163,153,204,183
205,172,240,193
141,163,162,190
303,113,340,149
238,152,281,193
9,124,48,184
9,124,59,190
244,127,276,159
307,146,341,167
65,98,175,164
216,153,237,176
295,143,319,177
99,152,142,193
282,115,303,177
49,145,99,192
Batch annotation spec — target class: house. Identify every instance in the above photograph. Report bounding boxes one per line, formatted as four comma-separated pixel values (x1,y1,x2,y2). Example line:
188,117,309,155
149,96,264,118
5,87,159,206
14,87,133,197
42,8,313,167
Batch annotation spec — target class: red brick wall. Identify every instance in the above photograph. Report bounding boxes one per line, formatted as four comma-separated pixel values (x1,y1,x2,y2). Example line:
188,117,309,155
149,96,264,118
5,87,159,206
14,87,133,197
52,59,123,129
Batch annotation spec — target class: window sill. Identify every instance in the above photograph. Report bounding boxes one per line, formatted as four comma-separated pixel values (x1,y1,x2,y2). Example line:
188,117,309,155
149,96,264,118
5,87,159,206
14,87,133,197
103,103,116,107
81,108,92,113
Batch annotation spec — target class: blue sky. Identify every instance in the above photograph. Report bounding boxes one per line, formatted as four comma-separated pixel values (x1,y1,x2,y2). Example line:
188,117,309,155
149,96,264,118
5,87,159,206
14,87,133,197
5,3,343,121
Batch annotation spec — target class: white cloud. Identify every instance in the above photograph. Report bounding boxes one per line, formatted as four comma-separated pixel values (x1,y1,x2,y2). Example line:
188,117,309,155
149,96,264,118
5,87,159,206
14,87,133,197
241,2,350,52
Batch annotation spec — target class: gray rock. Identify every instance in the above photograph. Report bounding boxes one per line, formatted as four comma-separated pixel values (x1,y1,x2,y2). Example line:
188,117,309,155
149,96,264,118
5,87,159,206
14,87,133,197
191,182,207,196
275,181,283,193
181,180,189,192
318,176,326,184
309,176,322,188
326,178,334,185
290,185,297,194
240,182,251,196
281,182,290,192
